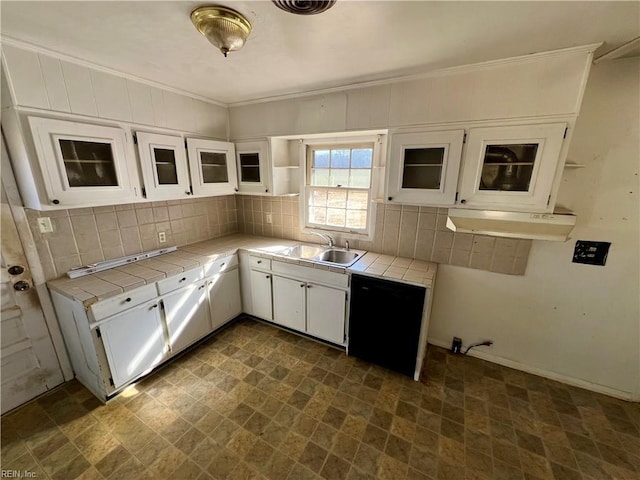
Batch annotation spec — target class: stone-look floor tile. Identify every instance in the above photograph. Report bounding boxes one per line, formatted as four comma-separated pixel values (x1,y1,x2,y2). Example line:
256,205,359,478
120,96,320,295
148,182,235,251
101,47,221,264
298,441,328,473
3,320,639,480
353,443,380,476
207,448,242,479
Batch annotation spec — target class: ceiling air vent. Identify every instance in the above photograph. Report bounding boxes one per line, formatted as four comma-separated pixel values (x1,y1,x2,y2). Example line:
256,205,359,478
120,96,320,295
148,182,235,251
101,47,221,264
272,1,336,15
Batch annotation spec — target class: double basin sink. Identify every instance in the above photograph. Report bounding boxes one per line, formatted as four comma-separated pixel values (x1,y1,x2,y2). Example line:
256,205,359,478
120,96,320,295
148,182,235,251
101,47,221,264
276,243,365,267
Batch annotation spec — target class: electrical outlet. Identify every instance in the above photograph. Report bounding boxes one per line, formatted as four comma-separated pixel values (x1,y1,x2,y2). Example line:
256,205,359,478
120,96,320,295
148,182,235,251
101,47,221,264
158,232,166,243
37,217,54,233
266,213,273,224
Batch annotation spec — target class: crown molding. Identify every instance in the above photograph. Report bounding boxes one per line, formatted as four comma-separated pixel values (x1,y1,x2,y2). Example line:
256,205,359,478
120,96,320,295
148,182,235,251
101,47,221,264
0,35,227,108
0,35,602,109
228,42,603,108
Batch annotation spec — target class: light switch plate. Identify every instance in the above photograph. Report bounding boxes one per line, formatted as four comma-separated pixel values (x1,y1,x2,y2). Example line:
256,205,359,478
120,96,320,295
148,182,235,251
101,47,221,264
37,217,53,233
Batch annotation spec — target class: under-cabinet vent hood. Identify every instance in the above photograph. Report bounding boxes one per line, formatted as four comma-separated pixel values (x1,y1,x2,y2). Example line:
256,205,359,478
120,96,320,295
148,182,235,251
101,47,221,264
446,209,576,241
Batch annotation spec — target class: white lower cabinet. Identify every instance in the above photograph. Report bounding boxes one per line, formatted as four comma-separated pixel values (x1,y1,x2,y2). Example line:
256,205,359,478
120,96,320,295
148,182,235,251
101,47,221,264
273,275,306,331
250,269,273,320
246,256,348,345
306,283,347,345
99,300,167,389
209,269,242,329
49,254,242,401
162,279,212,354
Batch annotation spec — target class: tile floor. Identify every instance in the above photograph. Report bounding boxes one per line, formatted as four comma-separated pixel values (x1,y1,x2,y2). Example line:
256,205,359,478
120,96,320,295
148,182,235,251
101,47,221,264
1,317,639,480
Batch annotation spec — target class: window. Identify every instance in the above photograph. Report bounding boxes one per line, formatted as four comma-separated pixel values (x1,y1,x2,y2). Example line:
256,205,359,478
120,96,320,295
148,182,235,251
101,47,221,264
305,141,377,237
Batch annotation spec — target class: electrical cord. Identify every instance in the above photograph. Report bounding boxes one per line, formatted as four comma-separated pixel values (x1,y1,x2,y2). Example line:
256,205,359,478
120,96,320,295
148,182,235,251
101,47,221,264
463,340,493,355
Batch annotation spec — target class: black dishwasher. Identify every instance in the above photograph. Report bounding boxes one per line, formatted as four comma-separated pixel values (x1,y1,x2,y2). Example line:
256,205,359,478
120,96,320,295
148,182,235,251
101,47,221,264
348,274,426,377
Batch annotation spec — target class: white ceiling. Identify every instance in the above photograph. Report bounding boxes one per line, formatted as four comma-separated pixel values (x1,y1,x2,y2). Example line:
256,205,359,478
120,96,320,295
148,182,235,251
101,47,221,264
1,1,639,105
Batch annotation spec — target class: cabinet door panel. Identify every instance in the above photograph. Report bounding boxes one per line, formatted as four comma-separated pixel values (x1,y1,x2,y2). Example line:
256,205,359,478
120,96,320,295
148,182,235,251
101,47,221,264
387,130,464,206
306,284,346,345
136,132,190,200
187,138,238,196
28,116,137,207
236,141,270,194
99,301,166,389
162,282,212,354
209,268,242,330
250,270,273,321
272,275,305,332
458,123,566,212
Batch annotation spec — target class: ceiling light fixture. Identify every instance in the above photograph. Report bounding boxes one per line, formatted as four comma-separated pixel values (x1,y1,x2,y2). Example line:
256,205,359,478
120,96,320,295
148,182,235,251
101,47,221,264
272,1,336,15
191,6,252,57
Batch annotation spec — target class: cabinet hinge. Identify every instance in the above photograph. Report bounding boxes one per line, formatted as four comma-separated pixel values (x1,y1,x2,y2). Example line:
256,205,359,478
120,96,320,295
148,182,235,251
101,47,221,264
547,195,551,206
141,187,147,198
563,127,568,139
132,134,137,145
96,328,101,338
455,192,459,202
189,185,194,195
108,377,115,387
463,133,467,143
184,139,188,148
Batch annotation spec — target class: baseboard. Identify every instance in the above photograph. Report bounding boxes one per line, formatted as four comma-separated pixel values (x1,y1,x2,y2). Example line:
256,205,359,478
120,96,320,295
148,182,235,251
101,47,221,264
427,339,638,402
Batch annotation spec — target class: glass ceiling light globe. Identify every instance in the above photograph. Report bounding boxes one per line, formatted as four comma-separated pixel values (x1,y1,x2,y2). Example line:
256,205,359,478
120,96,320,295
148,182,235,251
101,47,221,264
191,6,252,57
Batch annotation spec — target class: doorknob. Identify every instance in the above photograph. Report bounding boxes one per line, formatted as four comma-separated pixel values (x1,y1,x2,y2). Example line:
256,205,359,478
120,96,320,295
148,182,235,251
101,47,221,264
13,280,30,292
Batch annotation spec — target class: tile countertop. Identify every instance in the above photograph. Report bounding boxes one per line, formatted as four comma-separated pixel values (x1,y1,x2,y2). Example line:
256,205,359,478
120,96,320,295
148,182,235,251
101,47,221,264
48,234,437,306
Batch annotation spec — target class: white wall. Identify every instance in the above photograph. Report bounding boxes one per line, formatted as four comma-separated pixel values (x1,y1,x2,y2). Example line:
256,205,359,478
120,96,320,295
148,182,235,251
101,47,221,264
429,57,640,400
1,43,228,138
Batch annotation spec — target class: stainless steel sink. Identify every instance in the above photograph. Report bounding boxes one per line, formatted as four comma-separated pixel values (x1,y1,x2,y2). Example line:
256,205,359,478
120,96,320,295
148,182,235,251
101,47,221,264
316,249,360,266
275,243,365,267
280,244,325,259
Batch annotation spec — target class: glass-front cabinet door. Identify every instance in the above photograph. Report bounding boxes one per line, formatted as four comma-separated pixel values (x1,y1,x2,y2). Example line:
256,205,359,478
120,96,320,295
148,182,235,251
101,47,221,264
387,130,464,205
27,117,138,207
235,140,271,194
458,123,566,212
136,132,191,201
186,138,237,196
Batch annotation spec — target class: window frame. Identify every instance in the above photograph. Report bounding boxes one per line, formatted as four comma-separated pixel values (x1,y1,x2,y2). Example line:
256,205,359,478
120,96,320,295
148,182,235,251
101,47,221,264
300,134,383,241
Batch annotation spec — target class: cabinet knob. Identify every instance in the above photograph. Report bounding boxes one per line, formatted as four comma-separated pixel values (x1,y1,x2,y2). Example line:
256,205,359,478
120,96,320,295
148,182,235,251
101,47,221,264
460,199,466,204
265,275,270,279
125,297,132,303
265,188,268,193
388,196,393,201
151,304,159,309
235,188,239,192
52,199,60,205
185,191,192,196
221,263,225,268
179,277,187,282
300,284,305,288
199,284,206,290
257,260,262,264
306,285,311,289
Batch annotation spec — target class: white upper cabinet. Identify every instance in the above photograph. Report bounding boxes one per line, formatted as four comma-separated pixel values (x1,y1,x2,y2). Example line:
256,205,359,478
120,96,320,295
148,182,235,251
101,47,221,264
387,129,464,206
458,123,567,212
27,116,138,207
235,140,271,194
136,132,191,201
186,138,237,196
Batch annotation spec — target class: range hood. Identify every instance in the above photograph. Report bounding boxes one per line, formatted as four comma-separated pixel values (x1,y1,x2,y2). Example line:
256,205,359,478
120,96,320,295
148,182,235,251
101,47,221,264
446,208,576,241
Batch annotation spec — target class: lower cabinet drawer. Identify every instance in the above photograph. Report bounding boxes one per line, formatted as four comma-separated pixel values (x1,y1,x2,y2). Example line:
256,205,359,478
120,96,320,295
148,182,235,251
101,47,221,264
248,256,271,270
156,267,204,295
203,254,238,277
89,283,158,322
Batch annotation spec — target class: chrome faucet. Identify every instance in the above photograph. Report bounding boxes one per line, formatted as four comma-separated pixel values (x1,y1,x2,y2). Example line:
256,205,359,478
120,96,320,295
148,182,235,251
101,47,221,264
310,232,334,247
